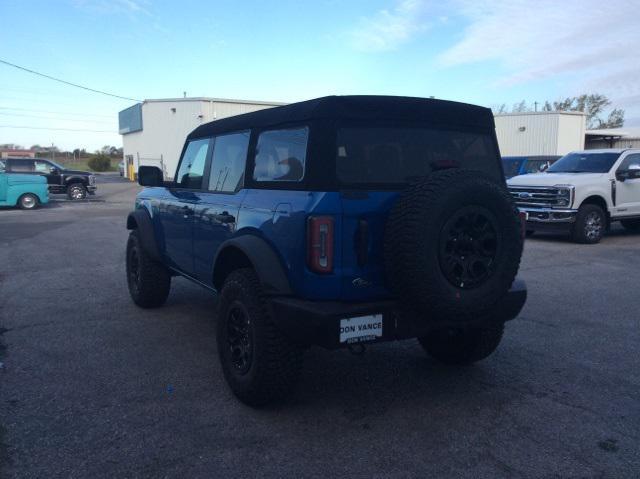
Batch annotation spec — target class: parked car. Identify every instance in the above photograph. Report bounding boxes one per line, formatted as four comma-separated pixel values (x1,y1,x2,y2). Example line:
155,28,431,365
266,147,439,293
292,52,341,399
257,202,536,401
125,96,527,406
502,155,560,179
0,160,49,209
119,160,125,177
508,149,640,243
2,157,96,200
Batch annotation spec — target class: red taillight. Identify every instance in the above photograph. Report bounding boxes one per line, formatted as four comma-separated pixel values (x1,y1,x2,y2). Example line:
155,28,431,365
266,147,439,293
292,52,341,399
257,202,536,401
518,209,528,240
307,216,334,274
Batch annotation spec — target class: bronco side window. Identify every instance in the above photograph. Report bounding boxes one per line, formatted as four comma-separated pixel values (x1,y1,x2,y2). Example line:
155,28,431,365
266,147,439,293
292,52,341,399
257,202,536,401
253,127,309,182
208,131,250,193
175,138,210,189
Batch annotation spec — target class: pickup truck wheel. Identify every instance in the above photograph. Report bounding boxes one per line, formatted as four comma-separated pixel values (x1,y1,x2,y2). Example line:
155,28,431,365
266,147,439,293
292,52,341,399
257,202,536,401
418,324,504,365
18,193,39,210
217,268,302,407
620,218,640,232
385,169,522,322
126,230,171,308
572,204,605,244
67,183,86,200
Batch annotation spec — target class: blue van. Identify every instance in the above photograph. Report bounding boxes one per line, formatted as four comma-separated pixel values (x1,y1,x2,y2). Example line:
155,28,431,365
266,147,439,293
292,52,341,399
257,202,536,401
502,155,560,179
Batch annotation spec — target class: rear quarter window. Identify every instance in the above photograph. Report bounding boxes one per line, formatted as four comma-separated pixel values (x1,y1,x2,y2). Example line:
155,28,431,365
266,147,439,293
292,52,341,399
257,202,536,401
253,127,309,182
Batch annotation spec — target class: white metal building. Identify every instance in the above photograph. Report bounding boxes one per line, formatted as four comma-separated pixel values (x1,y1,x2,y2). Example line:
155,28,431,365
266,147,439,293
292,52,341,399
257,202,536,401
119,97,285,179
494,111,586,156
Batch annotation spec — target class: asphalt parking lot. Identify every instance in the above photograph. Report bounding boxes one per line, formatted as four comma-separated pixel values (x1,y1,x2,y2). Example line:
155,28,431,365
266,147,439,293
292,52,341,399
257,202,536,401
1,176,638,478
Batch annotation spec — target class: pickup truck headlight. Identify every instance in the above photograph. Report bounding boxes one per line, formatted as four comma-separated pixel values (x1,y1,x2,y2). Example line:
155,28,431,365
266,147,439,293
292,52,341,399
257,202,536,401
554,185,574,208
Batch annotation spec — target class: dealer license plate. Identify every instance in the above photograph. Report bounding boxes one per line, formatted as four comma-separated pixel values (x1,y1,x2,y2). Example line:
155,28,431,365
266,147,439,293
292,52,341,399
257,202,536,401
339,314,383,344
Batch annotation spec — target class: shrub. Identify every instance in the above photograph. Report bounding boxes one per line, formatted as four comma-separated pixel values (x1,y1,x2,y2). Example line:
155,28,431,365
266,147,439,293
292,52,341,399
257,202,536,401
88,154,111,172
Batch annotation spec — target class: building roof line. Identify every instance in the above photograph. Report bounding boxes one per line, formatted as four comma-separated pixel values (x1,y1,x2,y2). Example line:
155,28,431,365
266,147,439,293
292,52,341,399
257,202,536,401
494,111,587,117
141,97,288,106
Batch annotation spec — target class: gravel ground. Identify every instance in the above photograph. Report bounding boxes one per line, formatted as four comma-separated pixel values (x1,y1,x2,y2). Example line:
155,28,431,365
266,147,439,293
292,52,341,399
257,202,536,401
1,176,638,478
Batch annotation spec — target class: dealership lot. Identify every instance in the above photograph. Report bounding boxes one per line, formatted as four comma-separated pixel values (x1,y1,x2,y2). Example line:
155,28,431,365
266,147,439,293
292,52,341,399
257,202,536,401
0,178,639,478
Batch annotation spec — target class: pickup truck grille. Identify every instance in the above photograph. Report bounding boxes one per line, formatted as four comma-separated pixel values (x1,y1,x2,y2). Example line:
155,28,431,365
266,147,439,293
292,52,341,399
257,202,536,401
508,186,570,208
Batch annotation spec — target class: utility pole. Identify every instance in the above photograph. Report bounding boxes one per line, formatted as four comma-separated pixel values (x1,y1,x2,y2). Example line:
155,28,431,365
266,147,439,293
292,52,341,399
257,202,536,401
51,142,55,162
534,101,538,112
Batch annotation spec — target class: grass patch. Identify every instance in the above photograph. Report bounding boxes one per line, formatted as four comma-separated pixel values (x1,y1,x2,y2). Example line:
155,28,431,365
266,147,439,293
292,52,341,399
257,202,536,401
55,158,120,173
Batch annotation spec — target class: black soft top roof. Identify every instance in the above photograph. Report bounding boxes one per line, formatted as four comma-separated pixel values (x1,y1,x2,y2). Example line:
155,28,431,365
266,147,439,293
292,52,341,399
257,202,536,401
187,95,494,140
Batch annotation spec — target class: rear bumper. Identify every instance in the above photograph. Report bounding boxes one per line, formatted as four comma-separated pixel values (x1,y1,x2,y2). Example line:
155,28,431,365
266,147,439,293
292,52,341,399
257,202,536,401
270,279,527,349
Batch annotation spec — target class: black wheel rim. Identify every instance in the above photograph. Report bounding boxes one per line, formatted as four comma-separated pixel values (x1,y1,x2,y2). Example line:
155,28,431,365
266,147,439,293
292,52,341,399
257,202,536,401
439,206,500,289
128,247,140,293
227,303,253,374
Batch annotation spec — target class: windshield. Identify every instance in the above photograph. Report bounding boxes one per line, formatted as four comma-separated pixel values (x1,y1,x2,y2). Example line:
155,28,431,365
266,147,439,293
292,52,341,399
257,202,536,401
337,126,500,186
547,152,621,174
47,160,64,169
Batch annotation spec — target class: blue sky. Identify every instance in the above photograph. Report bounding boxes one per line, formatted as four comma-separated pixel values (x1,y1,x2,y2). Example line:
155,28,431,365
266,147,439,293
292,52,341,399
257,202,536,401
1,0,638,151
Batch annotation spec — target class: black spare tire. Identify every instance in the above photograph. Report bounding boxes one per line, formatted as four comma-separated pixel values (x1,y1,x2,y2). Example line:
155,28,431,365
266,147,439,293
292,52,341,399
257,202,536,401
384,169,522,321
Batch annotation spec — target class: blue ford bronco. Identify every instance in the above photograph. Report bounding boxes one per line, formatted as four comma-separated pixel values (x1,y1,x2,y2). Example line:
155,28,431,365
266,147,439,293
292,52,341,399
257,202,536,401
125,96,527,406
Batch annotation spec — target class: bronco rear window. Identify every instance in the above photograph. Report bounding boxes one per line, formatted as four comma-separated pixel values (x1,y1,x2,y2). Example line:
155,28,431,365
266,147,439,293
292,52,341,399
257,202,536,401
336,127,500,185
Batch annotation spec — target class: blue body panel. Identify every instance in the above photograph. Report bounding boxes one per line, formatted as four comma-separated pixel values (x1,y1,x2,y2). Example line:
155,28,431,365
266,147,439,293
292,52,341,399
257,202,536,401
134,185,399,302
0,172,49,207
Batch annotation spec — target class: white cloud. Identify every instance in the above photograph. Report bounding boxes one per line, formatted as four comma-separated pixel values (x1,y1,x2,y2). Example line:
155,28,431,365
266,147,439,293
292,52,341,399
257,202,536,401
348,0,433,52
73,0,151,17
437,0,640,105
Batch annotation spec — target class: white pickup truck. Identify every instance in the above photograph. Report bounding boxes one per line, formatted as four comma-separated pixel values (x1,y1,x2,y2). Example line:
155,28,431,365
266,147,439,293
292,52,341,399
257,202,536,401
508,149,640,243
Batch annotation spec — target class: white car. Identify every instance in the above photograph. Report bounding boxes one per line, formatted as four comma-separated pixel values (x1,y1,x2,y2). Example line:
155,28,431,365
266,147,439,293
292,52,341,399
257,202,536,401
508,149,640,243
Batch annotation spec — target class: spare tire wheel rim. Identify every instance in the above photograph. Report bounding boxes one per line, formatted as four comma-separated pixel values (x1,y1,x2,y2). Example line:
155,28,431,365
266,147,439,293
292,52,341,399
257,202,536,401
439,205,501,289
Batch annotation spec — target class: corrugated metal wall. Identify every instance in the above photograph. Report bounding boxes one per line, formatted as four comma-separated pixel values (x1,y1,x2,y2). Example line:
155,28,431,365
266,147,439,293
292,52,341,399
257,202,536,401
586,138,640,149
494,112,585,156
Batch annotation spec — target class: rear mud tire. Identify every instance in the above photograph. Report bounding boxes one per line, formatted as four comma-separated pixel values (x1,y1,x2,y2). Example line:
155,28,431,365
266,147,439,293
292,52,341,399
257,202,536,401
217,268,303,407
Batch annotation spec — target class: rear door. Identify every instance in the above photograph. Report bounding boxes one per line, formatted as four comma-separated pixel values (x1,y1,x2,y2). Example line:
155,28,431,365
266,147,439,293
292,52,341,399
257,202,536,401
192,131,250,283
336,124,502,301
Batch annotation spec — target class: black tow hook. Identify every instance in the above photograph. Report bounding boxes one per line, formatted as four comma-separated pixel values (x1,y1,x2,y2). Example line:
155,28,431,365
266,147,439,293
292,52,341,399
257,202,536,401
348,343,367,355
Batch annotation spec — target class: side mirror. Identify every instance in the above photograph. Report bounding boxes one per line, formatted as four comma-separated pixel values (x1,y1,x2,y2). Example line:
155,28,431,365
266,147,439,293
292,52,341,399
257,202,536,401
50,167,60,175
138,166,164,187
617,164,640,182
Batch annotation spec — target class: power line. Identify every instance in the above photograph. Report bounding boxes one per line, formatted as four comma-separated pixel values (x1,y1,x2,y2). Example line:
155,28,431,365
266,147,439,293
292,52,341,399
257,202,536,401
0,125,116,133
0,58,142,102
0,106,114,119
0,112,114,124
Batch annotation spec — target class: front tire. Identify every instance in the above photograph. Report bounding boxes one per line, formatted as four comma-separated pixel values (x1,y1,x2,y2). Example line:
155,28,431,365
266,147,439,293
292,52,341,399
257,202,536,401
217,268,303,407
620,218,640,232
572,204,605,244
67,183,87,200
126,230,171,308
18,193,39,210
418,324,504,365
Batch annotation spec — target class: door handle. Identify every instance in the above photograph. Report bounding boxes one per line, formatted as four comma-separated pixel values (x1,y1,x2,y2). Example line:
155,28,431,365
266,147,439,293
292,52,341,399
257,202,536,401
216,211,235,224
182,206,193,219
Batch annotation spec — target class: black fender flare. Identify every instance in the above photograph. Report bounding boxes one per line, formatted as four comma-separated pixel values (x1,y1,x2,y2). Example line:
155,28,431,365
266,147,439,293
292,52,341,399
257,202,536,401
126,209,161,261
213,235,292,296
